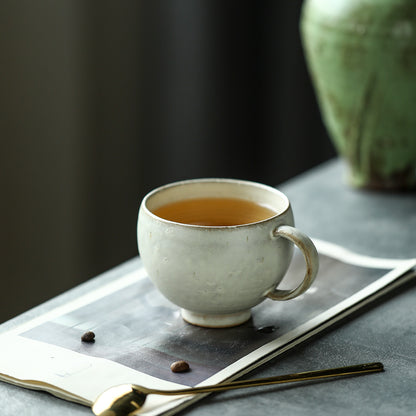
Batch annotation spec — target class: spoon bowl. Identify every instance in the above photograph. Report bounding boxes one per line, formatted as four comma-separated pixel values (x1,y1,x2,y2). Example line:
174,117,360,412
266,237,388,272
92,385,148,416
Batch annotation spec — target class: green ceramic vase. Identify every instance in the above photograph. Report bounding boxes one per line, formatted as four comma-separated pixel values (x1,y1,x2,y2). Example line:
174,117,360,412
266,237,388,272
301,0,416,189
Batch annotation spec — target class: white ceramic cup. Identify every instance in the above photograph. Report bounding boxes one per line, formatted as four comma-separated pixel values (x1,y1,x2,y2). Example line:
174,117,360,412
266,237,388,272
137,178,319,328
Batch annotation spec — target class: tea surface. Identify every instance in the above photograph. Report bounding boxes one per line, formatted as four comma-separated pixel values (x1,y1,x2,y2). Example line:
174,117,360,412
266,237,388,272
152,197,277,226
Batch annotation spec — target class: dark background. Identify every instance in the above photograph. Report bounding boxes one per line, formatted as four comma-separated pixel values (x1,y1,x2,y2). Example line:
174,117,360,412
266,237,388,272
0,1,335,323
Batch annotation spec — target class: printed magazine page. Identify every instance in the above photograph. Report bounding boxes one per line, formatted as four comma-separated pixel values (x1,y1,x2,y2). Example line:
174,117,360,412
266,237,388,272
0,240,415,415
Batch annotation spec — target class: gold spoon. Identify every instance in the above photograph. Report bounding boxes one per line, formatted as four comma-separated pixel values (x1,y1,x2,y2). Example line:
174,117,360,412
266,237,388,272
92,362,383,416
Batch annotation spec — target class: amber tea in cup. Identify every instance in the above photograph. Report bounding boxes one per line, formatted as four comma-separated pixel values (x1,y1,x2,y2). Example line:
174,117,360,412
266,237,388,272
152,197,277,226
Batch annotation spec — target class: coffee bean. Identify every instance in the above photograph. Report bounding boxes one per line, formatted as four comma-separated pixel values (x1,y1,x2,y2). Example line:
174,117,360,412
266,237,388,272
256,325,277,334
81,331,95,343
170,360,190,373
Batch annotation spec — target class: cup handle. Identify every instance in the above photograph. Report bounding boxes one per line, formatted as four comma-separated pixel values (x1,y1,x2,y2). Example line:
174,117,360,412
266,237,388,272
267,225,319,301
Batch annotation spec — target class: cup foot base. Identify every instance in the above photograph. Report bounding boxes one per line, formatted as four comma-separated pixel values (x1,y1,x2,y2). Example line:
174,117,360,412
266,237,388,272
181,309,251,328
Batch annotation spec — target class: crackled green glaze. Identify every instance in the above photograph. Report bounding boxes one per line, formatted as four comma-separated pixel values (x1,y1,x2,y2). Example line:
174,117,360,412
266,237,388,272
301,0,416,189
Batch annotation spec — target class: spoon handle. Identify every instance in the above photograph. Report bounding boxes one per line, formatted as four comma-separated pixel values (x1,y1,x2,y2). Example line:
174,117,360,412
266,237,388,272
155,362,383,396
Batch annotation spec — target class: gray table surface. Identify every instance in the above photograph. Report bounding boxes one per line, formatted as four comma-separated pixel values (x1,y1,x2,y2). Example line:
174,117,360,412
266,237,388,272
2,158,416,415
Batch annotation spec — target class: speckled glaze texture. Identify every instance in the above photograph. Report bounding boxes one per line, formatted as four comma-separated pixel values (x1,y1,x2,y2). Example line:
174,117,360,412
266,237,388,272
137,179,319,327
301,0,416,189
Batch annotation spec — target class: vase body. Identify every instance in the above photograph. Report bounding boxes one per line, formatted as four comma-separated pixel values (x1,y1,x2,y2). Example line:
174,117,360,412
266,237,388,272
301,0,416,189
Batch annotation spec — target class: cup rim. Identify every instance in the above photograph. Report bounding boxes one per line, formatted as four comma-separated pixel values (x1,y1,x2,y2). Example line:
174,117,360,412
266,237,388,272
140,178,291,229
